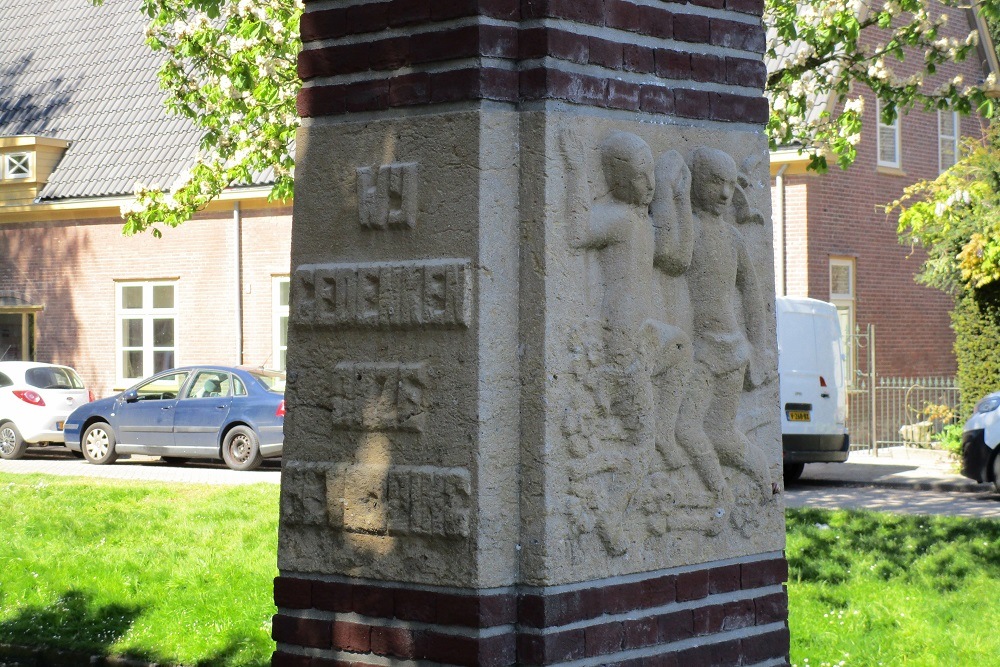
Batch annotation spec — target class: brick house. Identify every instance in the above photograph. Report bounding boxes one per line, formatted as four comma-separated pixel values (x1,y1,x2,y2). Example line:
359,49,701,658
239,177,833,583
0,0,292,399
769,3,1000,379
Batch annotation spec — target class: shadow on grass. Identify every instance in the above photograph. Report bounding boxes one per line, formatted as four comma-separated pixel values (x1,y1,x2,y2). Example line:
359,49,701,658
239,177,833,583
0,590,272,667
787,507,1000,588
0,589,141,654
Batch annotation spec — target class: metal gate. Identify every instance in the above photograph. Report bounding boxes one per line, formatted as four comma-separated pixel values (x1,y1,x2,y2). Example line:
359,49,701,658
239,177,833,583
844,324,961,454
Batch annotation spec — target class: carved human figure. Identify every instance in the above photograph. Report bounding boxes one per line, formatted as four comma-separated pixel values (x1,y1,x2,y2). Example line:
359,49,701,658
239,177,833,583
673,146,776,505
561,130,690,554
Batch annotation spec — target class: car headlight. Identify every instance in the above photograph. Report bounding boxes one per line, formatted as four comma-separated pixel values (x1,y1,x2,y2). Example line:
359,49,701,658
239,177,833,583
976,396,1000,414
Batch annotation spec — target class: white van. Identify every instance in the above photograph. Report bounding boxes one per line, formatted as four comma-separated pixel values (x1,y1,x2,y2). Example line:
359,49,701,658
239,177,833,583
776,297,850,482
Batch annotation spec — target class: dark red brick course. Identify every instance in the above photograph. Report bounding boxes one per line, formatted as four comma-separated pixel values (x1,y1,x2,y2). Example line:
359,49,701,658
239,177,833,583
742,627,792,664
755,589,790,625
584,621,624,657
708,564,741,595
370,625,417,658
711,18,767,53
675,568,710,601
742,558,789,590
271,652,311,667
332,620,371,653
274,576,313,609
273,557,789,664
272,614,332,649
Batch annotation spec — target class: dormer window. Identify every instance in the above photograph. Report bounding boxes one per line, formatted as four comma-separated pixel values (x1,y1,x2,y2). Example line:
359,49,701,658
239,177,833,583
4,152,31,179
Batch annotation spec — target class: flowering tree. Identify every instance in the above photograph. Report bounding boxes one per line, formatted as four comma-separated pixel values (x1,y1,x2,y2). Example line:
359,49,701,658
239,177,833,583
106,0,994,234
894,124,1000,293
95,0,302,237
767,0,995,172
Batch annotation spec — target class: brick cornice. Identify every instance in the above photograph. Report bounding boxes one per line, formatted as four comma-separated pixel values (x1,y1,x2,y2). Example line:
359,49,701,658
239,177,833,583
297,0,767,121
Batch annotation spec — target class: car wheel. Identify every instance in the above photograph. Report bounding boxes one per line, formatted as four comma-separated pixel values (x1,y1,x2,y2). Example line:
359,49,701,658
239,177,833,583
221,425,263,471
82,422,118,465
0,423,27,460
783,463,805,483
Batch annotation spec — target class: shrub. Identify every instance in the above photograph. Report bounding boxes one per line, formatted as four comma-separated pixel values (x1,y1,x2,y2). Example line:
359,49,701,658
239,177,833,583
953,284,1000,415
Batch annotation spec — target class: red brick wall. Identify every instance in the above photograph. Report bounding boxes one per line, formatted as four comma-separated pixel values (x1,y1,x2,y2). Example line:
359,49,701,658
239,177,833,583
0,205,292,398
772,3,989,377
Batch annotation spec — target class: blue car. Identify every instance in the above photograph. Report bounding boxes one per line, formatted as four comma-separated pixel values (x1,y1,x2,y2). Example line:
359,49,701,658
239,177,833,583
64,366,285,471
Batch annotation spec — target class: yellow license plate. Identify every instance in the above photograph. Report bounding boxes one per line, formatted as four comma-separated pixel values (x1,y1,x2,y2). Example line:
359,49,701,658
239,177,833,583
787,411,810,422
57,421,65,430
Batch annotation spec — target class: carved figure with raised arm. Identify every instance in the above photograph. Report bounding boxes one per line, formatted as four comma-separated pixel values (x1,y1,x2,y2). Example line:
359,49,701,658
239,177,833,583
673,146,777,510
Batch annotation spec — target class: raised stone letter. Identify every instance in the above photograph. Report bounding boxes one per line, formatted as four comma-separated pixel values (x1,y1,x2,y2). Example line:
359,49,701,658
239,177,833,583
331,362,429,432
329,465,471,538
357,162,418,230
291,260,472,329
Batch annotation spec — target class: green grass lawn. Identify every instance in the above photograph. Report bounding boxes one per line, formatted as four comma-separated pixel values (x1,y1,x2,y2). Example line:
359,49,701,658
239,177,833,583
787,507,1000,667
2,473,1000,667
0,473,278,666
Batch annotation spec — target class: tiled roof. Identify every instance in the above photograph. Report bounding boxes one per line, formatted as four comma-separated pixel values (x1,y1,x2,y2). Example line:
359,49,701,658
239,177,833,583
0,0,205,201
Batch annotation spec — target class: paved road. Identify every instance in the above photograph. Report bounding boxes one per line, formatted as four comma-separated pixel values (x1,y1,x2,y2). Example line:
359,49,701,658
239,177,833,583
785,484,1000,518
4,446,1000,519
0,447,280,485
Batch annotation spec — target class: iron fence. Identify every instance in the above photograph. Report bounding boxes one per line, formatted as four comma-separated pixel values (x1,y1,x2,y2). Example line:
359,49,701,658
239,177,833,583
847,376,960,451
842,323,960,452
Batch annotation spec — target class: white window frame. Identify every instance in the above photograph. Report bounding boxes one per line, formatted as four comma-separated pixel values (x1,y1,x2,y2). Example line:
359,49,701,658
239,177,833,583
876,100,901,169
3,152,31,180
273,276,289,371
830,258,856,383
115,281,178,385
938,110,959,173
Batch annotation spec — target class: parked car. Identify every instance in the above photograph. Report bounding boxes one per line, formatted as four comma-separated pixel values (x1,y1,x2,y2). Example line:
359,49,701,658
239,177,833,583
0,361,93,460
960,391,1000,491
776,297,850,482
63,366,285,471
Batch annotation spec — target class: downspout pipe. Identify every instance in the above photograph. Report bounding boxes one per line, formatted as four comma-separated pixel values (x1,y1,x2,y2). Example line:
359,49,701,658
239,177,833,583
233,201,243,365
774,164,789,296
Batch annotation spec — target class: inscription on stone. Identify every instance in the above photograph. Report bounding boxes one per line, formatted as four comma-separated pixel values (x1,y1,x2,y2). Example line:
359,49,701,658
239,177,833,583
331,362,429,432
281,463,471,538
291,259,472,329
357,162,418,229
281,467,329,526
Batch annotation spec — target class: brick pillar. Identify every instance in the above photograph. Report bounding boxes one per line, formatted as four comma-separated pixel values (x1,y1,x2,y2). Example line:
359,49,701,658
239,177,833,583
275,1,789,665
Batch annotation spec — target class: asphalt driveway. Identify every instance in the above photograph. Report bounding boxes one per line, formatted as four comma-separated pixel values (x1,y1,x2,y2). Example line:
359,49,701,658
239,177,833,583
0,447,280,485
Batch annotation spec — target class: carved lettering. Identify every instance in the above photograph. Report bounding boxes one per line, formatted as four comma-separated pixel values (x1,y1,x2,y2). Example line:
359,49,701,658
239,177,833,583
357,162,418,230
292,260,472,329
331,362,429,432
331,465,471,538
280,468,328,526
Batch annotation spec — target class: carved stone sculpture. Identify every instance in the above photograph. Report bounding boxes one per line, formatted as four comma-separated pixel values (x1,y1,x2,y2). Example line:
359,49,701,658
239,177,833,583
559,133,777,555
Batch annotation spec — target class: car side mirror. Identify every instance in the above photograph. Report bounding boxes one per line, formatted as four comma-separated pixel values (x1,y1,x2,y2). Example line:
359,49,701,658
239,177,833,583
124,390,139,403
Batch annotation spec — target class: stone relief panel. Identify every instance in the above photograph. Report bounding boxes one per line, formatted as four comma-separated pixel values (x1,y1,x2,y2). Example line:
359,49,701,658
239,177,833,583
281,462,471,539
291,259,472,329
331,362,429,433
357,162,418,230
557,128,778,561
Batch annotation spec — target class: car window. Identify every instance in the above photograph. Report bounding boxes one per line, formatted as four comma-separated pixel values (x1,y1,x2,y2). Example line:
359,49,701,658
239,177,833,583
248,369,285,393
233,376,247,396
0,373,11,388
133,371,189,401
184,371,231,399
25,366,85,390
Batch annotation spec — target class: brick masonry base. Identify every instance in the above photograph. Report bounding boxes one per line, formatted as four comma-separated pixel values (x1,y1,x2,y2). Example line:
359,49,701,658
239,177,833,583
271,553,789,667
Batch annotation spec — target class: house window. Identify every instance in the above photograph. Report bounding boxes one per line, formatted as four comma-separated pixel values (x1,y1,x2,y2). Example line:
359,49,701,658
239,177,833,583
939,110,959,172
273,276,289,371
3,153,30,179
117,281,177,382
876,101,900,169
830,258,855,382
